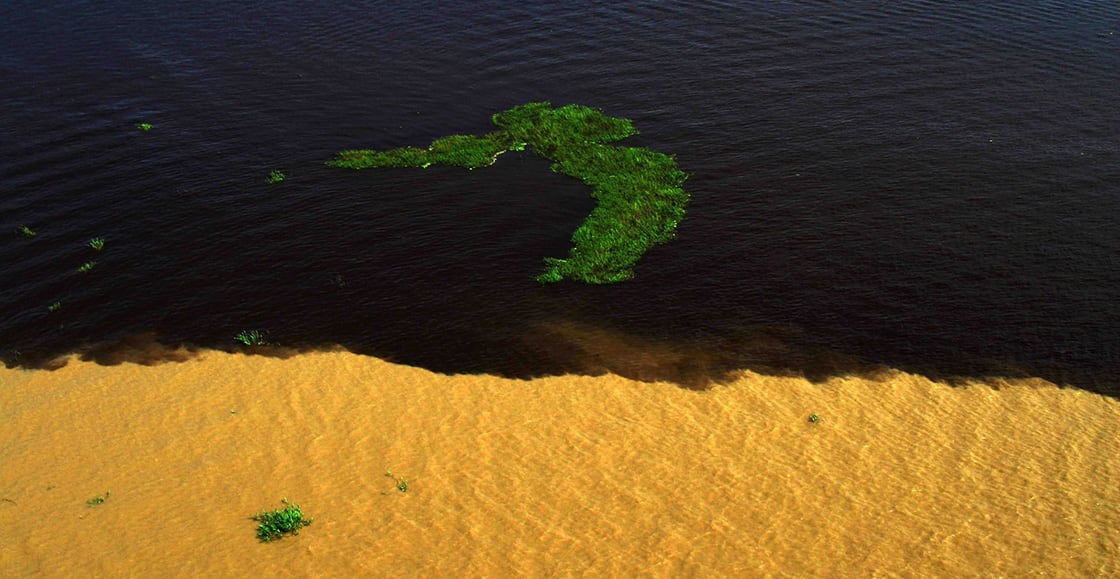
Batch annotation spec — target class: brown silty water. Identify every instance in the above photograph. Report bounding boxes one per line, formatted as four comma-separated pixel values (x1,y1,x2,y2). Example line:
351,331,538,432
0,347,1117,577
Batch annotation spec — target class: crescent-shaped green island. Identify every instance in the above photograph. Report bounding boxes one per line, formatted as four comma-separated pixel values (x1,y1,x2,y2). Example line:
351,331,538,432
328,102,689,284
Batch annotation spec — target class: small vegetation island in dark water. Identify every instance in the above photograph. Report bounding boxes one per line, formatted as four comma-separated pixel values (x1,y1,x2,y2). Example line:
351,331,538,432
328,102,689,284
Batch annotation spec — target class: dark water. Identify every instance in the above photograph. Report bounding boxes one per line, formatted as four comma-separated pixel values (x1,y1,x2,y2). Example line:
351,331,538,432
2,1,1118,395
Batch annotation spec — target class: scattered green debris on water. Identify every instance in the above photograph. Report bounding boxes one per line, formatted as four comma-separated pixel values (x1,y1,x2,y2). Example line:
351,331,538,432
386,470,409,493
86,491,110,507
136,122,153,131
234,329,268,346
88,237,105,251
47,301,62,313
252,499,312,542
78,261,96,273
18,225,37,237
267,170,285,184
808,413,821,424
329,102,689,284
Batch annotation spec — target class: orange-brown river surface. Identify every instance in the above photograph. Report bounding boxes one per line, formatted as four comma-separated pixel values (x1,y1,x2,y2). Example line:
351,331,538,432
1,350,1117,577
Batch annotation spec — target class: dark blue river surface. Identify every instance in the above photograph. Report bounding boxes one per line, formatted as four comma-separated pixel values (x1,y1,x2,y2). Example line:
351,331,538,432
2,1,1118,395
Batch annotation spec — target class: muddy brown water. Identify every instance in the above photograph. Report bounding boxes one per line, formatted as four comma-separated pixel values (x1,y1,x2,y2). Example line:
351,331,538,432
1,351,1116,576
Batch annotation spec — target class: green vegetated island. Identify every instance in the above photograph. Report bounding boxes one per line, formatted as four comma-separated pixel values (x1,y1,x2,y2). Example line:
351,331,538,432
327,102,689,284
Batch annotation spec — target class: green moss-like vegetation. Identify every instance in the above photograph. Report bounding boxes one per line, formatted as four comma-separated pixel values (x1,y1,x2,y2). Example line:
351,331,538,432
252,499,312,542
267,170,285,184
136,122,153,131
328,102,689,284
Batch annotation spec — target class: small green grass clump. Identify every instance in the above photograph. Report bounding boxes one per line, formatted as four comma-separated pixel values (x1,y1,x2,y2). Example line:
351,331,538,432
86,491,110,507
78,261,96,273
327,102,688,284
808,414,821,424
18,225,37,237
267,170,285,184
47,301,61,313
386,470,409,493
88,237,105,251
136,122,153,131
252,499,312,542
234,329,268,346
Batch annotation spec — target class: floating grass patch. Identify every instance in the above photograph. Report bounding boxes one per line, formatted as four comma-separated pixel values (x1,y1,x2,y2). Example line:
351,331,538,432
267,170,285,184
386,470,409,493
88,237,105,251
136,122,153,131
329,102,689,284
234,329,268,346
47,301,61,313
18,225,36,237
86,491,110,507
78,261,96,273
808,414,821,424
332,132,523,170
252,499,312,542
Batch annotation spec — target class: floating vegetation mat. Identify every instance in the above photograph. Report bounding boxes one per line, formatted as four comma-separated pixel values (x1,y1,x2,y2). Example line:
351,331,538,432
328,102,689,284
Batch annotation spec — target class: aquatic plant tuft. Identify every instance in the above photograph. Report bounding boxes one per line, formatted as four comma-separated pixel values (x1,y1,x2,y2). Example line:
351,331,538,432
234,329,268,346
86,491,110,507
386,470,409,493
252,499,312,542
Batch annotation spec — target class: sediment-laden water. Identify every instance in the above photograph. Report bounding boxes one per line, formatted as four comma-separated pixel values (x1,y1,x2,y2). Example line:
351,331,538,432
1,353,1117,576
